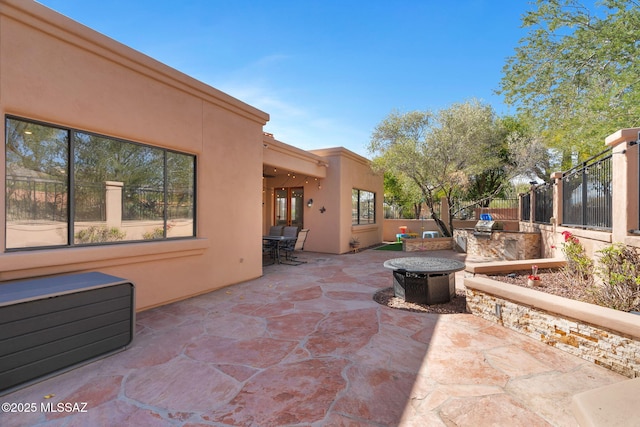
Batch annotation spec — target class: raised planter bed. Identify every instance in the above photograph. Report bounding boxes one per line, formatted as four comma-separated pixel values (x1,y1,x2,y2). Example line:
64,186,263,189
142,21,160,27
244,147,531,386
464,259,640,378
402,237,453,252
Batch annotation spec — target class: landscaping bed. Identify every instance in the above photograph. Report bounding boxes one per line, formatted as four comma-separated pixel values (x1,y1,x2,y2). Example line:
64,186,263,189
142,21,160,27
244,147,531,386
483,268,591,303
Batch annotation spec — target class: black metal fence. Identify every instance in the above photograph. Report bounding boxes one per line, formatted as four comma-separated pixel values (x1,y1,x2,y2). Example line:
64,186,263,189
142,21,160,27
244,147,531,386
122,185,194,221
6,176,68,222
167,186,194,220
7,177,193,225
562,149,612,230
123,186,164,221
75,182,106,222
534,183,554,224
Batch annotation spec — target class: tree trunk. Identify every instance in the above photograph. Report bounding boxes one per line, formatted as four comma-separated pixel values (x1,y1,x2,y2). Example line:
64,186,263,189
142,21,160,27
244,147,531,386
432,212,451,237
424,197,451,237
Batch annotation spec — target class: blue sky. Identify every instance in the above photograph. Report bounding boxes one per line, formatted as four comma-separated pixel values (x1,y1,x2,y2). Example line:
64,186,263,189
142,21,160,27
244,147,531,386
37,0,530,157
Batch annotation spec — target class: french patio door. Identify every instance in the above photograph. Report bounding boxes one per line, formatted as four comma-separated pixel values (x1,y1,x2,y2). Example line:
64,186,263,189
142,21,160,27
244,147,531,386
275,187,303,227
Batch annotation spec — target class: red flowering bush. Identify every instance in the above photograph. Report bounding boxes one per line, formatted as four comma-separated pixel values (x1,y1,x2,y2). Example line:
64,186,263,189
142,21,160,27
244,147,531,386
560,231,594,286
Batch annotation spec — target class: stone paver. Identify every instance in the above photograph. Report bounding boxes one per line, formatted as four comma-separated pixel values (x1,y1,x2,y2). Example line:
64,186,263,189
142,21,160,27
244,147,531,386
0,249,626,426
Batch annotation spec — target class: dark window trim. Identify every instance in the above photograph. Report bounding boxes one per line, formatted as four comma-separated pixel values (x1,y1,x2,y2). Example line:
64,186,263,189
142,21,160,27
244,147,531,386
352,188,376,225
5,115,197,251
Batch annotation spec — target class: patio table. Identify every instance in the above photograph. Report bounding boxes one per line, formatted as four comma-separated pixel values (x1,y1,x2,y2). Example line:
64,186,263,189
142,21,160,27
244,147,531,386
262,235,297,264
383,257,465,304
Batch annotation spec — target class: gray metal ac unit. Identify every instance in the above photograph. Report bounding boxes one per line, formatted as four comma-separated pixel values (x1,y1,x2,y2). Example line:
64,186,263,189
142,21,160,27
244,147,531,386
0,272,135,395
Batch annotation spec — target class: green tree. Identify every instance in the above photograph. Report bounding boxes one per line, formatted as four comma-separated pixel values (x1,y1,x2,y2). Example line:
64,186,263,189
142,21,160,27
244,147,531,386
383,172,423,219
499,0,640,167
501,115,559,183
369,100,505,236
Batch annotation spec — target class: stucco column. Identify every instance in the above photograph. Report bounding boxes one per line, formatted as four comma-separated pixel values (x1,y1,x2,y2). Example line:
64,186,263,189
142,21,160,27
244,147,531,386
605,128,640,243
105,181,124,228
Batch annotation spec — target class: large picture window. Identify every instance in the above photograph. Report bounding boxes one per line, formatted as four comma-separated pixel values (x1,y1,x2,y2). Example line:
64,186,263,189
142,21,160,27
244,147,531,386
352,189,375,225
5,116,196,250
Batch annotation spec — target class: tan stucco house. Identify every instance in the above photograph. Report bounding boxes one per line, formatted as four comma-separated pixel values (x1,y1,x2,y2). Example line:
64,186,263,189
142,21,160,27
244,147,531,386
0,0,382,311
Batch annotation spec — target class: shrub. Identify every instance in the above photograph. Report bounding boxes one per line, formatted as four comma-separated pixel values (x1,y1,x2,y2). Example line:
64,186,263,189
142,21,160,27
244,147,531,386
560,230,594,287
592,244,640,312
143,227,164,240
75,225,126,244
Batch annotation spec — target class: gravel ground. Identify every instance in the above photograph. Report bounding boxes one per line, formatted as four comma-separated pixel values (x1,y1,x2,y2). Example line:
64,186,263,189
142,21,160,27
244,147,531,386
373,268,590,314
373,287,468,314
483,268,591,302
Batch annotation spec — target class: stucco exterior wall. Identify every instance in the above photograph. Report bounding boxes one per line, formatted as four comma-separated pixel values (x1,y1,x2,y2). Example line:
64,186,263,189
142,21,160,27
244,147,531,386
310,148,383,253
261,144,383,255
0,0,269,311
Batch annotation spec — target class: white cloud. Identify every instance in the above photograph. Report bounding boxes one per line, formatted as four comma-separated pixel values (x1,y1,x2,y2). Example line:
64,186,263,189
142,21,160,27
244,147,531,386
209,56,372,157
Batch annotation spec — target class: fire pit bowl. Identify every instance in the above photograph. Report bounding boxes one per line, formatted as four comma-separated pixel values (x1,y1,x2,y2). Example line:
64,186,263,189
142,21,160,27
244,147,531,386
383,257,465,304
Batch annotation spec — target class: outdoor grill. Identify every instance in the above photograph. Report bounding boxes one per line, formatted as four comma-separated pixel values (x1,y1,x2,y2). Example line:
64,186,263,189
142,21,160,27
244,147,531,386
473,214,503,239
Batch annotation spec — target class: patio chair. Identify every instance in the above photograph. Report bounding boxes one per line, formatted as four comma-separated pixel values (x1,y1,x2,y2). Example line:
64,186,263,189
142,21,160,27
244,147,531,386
263,226,284,265
280,226,301,263
282,226,299,238
269,225,284,236
282,228,309,265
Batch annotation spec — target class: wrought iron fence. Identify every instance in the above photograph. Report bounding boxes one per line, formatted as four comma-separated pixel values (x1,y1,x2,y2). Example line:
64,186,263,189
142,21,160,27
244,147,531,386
5,176,68,222
75,182,106,222
451,198,519,220
533,183,553,224
167,186,194,220
520,193,531,221
562,149,612,230
122,185,194,221
123,186,164,221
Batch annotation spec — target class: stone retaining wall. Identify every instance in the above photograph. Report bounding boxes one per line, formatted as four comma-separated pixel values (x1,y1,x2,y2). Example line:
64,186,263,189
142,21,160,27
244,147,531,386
465,276,640,378
402,237,453,251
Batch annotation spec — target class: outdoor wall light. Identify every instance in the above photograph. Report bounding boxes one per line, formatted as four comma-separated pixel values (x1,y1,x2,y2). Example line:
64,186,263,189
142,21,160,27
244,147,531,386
307,198,313,208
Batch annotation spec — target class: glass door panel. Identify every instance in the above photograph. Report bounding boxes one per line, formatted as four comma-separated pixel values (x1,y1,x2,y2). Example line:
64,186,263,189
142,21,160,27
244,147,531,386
274,187,303,227
291,187,304,228
275,189,288,226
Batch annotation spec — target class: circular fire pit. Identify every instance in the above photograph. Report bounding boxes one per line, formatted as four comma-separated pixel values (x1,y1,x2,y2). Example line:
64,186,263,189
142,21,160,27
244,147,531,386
383,257,465,305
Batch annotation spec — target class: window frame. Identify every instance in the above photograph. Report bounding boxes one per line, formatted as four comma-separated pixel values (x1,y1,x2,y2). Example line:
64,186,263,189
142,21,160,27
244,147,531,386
352,188,376,225
5,115,197,251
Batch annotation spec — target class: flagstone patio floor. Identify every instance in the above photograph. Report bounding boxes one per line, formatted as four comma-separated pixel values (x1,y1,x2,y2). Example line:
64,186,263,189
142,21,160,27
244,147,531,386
0,249,626,426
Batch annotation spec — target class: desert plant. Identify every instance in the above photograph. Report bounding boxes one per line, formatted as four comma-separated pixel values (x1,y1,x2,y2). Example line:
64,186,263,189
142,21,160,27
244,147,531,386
591,244,640,312
75,225,126,244
143,227,164,240
560,230,594,287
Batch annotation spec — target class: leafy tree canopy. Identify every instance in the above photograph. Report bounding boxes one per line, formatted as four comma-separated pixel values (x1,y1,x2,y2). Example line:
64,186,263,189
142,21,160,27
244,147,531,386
499,0,640,166
368,100,506,236
383,171,423,219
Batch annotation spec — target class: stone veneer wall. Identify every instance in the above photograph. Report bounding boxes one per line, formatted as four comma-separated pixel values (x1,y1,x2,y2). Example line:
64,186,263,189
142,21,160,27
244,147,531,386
402,237,453,251
454,229,541,260
465,276,640,378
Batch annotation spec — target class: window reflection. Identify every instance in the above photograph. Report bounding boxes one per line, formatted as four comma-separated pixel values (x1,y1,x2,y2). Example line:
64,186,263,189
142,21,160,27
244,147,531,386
166,151,195,238
5,119,69,248
5,117,196,249
352,188,375,225
74,132,165,243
